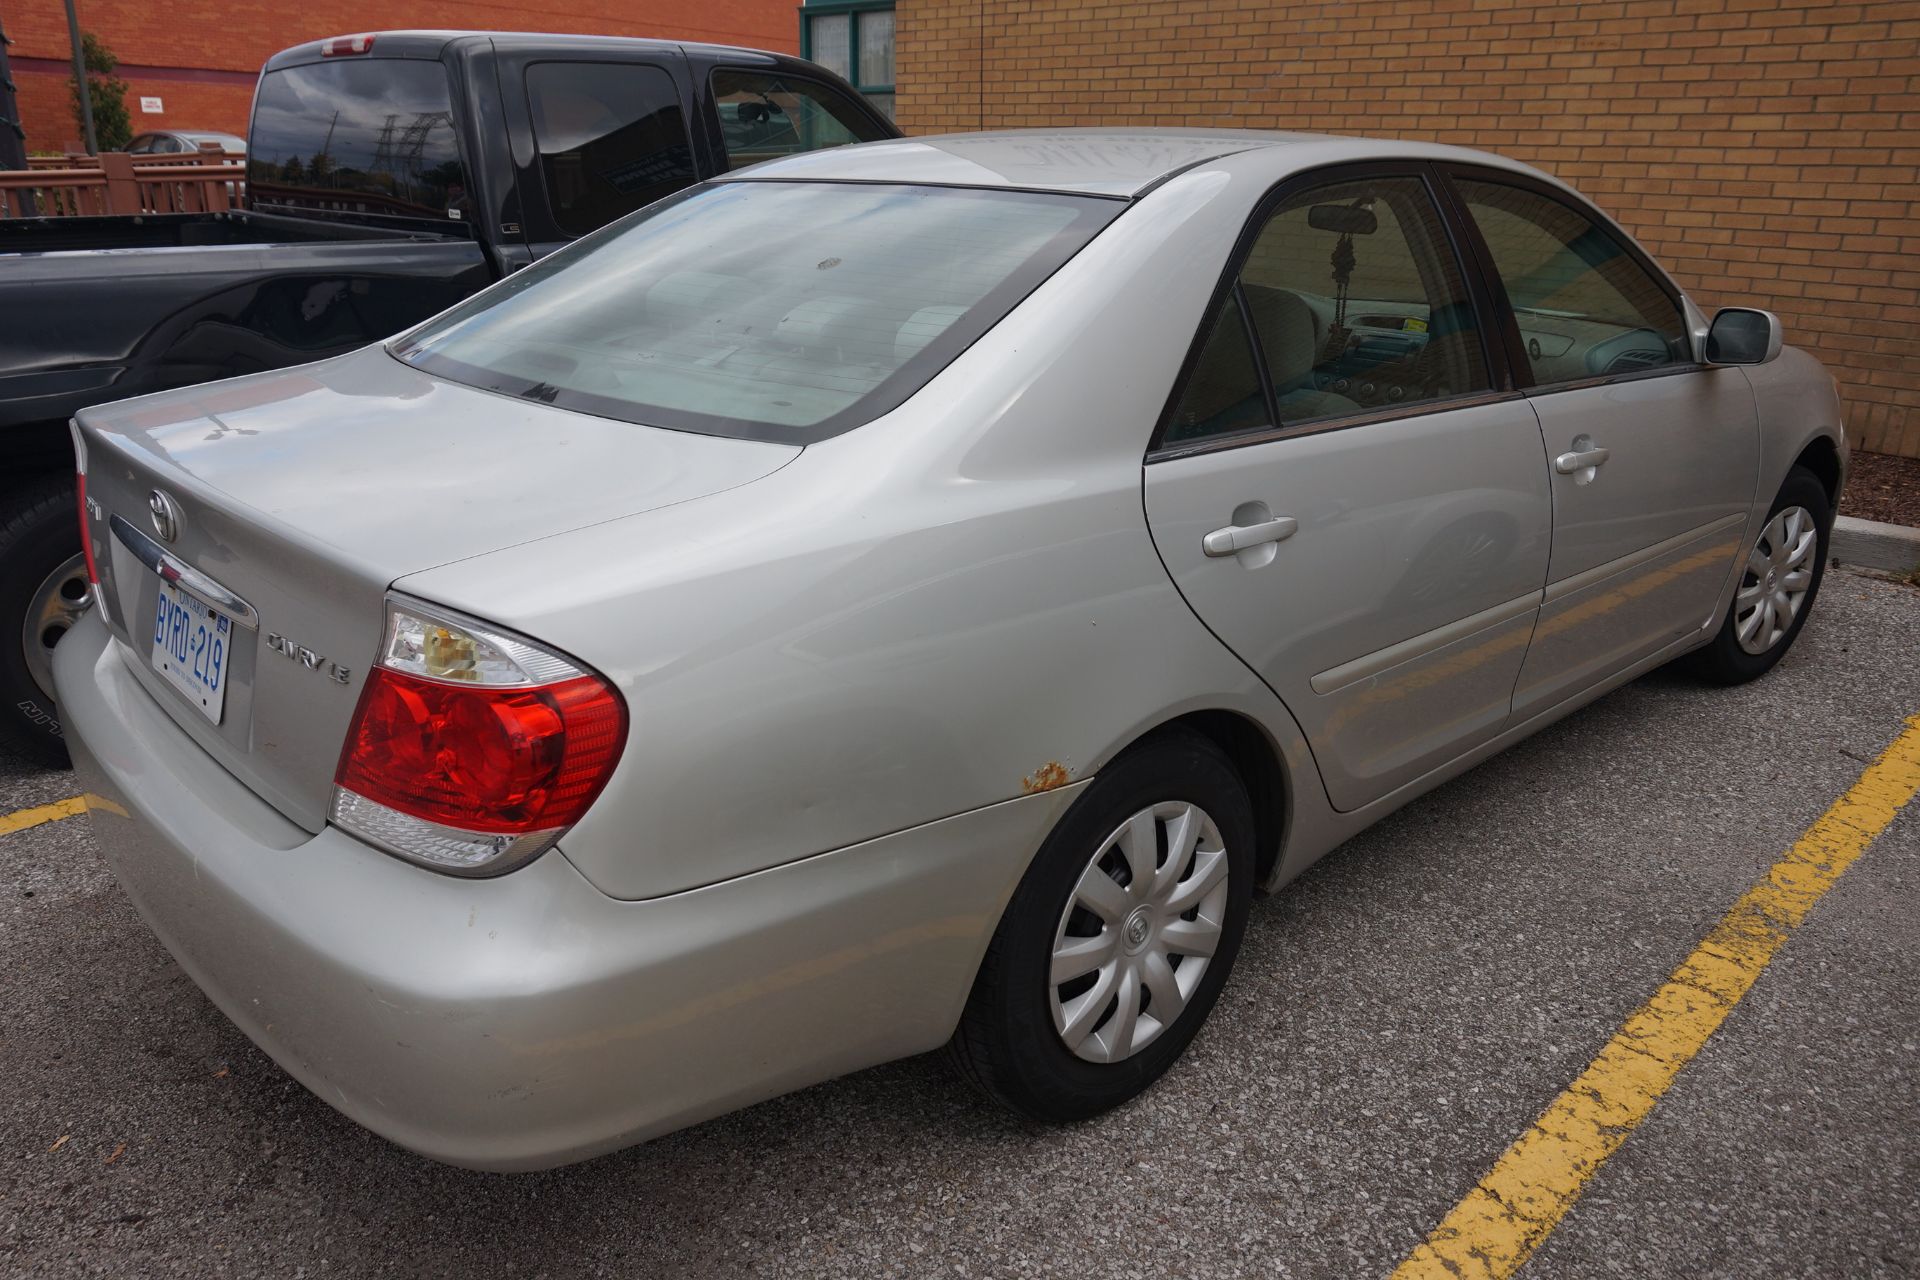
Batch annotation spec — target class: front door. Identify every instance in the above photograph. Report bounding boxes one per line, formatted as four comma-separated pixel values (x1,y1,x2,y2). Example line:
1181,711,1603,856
1445,172,1760,717
1144,168,1552,813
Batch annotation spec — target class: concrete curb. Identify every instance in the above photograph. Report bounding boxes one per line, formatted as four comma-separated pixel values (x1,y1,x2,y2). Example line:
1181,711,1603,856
1832,514,1920,575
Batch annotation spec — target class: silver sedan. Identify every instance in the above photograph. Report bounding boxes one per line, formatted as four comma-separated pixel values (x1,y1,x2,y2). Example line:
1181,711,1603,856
57,129,1845,1170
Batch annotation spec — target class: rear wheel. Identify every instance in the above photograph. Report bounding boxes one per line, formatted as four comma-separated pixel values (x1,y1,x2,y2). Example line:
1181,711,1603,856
1688,465,1830,686
0,477,85,767
949,730,1254,1121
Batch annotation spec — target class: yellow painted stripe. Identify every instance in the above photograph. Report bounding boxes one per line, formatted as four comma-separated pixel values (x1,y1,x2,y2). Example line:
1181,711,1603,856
0,796,87,837
1393,714,1920,1280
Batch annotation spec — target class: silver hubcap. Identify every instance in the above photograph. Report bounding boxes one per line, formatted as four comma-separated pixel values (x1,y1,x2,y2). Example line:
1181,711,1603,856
1734,506,1817,656
1049,802,1230,1065
22,552,92,703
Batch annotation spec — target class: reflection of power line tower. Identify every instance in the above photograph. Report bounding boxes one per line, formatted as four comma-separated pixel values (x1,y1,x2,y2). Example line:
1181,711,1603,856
370,111,452,197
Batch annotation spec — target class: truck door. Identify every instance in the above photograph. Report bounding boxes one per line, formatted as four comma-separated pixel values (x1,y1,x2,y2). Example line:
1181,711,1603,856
493,47,703,261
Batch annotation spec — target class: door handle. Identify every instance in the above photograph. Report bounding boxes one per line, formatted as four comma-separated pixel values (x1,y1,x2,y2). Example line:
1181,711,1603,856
1554,445,1611,475
1203,516,1298,558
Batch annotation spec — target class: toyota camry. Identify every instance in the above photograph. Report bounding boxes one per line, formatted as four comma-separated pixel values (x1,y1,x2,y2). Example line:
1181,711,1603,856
57,129,1845,1170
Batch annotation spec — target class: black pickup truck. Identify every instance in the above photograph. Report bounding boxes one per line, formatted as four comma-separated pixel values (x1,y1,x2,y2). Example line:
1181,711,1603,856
0,29,896,763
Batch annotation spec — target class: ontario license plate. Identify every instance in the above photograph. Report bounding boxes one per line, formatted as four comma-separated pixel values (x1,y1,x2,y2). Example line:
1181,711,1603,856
150,577,231,724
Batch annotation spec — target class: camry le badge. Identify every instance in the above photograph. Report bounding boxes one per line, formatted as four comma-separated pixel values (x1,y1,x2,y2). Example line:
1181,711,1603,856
266,632,352,685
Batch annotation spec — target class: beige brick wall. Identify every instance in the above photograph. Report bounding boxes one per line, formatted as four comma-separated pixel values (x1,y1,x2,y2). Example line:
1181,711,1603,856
897,0,1920,458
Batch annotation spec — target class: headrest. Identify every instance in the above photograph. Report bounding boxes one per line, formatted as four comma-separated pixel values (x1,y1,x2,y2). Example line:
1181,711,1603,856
645,271,745,327
776,295,874,352
1242,285,1318,384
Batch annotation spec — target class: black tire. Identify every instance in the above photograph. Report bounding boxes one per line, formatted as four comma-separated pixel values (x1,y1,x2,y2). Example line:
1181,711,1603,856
0,476,83,768
949,729,1255,1121
1687,465,1831,686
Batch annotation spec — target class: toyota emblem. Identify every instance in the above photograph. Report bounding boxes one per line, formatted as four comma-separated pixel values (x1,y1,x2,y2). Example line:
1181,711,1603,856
148,489,182,544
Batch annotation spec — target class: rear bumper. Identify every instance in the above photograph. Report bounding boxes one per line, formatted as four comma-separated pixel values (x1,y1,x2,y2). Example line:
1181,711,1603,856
54,612,1078,1170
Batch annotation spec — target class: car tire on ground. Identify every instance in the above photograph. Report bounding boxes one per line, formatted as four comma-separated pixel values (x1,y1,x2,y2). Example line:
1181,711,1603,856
1688,464,1831,686
0,476,85,768
949,729,1254,1121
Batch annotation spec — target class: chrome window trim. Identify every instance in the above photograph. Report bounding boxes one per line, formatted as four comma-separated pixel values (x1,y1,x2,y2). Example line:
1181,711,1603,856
110,514,261,630
1520,360,1705,399
1146,389,1526,463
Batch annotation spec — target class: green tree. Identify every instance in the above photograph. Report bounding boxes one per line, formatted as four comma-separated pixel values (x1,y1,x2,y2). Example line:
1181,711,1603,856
69,32,132,152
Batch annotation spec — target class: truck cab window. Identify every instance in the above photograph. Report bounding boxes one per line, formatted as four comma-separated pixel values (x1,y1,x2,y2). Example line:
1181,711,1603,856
248,59,469,223
526,62,699,238
711,70,889,170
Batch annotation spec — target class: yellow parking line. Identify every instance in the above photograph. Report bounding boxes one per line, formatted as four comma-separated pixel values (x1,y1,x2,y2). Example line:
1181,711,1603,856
1392,714,1920,1280
0,796,88,837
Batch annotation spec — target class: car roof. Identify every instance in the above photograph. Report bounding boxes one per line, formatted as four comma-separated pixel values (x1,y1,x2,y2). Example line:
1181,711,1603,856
719,128,1545,199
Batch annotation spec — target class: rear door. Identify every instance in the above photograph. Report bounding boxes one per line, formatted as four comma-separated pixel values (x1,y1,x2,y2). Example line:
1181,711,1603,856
495,48,703,261
1143,164,1553,813
1442,168,1759,717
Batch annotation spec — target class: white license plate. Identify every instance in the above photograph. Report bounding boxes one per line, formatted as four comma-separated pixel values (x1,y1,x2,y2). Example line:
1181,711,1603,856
150,577,232,724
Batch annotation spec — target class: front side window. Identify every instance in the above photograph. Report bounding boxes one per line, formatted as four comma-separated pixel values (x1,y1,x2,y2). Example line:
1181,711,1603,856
1163,172,1492,447
711,70,889,171
248,59,469,222
1455,178,1689,382
394,181,1118,443
526,62,697,238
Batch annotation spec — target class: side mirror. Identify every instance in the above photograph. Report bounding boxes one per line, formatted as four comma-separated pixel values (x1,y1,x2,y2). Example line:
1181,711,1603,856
1705,307,1783,365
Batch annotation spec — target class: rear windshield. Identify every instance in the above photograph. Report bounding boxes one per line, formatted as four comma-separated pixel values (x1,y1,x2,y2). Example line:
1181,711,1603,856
392,181,1120,442
248,60,470,224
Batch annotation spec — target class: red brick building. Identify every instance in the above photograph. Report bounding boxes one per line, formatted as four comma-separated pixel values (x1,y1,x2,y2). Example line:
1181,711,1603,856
6,0,797,151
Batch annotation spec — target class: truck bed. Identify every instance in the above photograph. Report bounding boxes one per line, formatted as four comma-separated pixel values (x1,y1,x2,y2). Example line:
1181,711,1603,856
0,209,460,256
0,218,496,435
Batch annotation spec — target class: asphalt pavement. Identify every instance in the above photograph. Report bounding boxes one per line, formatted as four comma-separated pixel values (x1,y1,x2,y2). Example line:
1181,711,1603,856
2,568,1916,1278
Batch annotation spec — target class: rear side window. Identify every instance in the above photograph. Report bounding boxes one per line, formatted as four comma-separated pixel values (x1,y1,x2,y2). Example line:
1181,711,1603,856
1165,297,1269,444
394,181,1119,443
249,60,470,223
1162,172,1492,447
527,62,698,238
1454,178,1689,382
711,70,888,171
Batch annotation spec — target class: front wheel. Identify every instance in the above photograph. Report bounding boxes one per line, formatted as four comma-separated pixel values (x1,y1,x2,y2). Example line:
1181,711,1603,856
949,730,1254,1121
1687,465,1830,686
0,476,87,768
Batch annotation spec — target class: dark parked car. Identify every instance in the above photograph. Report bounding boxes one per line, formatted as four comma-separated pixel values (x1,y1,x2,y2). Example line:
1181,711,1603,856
0,29,895,764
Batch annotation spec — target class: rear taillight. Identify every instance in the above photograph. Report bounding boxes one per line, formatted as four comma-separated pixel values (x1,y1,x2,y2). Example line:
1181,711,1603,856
320,33,375,56
331,599,626,877
71,421,99,588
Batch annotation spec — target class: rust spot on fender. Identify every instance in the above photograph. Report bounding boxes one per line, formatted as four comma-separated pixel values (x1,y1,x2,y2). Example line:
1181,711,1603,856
1022,762,1071,794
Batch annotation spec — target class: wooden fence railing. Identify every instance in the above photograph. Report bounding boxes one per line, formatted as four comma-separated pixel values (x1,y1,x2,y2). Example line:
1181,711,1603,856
2,148,247,219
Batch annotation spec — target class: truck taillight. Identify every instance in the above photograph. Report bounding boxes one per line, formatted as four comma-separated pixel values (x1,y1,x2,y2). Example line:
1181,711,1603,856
320,34,375,56
331,599,626,877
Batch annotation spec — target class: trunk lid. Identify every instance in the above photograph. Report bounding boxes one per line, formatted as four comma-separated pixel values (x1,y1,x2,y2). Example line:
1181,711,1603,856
77,345,799,831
